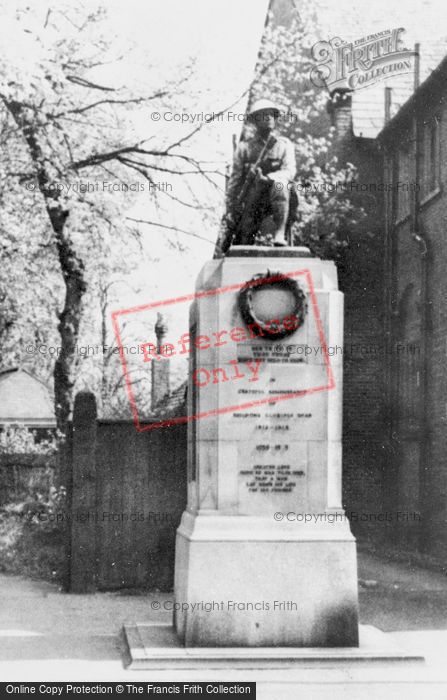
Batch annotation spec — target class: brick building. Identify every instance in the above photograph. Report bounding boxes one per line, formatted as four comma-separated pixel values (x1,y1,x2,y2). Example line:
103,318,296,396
378,57,447,561
325,58,447,565
261,0,447,564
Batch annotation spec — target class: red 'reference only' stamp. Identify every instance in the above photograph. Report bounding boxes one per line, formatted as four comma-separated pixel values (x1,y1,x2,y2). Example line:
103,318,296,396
111,269,335,432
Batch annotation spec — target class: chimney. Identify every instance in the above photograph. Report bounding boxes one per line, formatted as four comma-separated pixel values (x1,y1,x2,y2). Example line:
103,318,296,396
151,313,170,410
385,87,392,124
327,89,353,144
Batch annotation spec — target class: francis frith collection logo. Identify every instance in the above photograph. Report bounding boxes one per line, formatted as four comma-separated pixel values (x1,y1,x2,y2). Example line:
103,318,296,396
310,27,415,91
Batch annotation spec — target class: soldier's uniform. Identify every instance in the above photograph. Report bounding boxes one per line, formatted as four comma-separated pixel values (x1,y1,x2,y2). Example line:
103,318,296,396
226,131,296,245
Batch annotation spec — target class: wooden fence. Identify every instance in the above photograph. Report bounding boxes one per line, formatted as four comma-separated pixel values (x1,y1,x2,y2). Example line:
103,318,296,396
67,392,187,592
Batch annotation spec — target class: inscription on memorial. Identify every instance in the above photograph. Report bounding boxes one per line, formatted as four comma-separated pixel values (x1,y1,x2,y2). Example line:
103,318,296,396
239,455,304,493
232,337,316,503
237,344,306,364
233,407,311,495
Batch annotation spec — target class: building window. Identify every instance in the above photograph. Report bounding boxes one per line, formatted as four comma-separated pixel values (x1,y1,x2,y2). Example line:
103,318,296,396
421,115,440,199
396,143,411,222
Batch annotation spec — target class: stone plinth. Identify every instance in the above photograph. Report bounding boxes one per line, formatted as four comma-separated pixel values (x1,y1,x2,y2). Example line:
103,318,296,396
174,247,359,647
123,623,424,668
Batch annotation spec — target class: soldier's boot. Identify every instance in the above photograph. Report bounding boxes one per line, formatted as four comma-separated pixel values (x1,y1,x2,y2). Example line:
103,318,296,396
270,188,289,246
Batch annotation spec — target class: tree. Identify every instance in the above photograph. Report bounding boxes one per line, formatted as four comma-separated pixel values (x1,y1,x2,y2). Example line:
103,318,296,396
0,168,61,383
0,2,218,446
250,6,365,259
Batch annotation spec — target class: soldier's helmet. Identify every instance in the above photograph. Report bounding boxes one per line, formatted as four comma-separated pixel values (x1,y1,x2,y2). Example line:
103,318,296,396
247,99,281,120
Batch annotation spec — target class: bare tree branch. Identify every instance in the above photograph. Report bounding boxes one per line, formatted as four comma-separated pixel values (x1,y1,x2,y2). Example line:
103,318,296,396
126,216,217,248
52,91,168,118
66,75,116,91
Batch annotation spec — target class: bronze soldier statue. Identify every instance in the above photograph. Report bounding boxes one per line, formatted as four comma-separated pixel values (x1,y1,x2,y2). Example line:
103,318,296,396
215,99,297,256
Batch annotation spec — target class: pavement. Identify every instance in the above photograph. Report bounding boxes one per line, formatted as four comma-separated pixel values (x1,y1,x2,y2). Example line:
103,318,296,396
0,549,447,698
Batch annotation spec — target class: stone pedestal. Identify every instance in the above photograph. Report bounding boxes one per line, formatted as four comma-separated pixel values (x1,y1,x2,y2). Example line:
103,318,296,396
174,246,359,647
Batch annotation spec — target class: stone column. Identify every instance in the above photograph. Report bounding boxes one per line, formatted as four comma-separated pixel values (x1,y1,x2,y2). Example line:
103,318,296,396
151,313,170,410
174,246,359,647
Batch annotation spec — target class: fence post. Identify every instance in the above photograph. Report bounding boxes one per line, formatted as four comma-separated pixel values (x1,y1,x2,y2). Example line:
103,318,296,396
70,391,97,593
62,422,73,592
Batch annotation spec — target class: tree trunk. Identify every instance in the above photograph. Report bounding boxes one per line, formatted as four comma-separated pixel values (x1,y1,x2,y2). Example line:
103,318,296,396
52,209,87,441
5,100,87,467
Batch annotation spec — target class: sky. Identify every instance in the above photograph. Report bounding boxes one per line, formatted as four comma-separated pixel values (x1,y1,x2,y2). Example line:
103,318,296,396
6,0,445,388
3,0,446,401
87,0,272,383
103,0,447,297
97,0,447,386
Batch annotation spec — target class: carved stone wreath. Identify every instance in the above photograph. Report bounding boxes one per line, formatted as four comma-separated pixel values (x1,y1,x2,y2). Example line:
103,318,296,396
238,271,307,339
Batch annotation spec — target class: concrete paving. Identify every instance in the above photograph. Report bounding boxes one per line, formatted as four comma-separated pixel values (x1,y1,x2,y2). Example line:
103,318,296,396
0,550,446,698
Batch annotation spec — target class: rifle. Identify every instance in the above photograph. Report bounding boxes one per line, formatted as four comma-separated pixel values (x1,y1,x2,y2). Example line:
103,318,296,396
216,132,276,255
